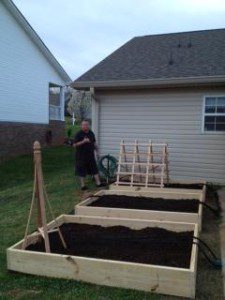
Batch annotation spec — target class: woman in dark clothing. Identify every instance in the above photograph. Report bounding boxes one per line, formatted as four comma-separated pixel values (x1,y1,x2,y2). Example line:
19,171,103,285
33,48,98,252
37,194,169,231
73,120,102,190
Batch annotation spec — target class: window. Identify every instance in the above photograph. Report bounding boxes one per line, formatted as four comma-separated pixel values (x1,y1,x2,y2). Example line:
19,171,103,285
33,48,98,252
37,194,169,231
203,96,225,132
49,84,64,121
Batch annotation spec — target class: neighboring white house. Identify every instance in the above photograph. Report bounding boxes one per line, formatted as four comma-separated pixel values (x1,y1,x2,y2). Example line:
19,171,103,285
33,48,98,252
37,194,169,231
73,29,225,184
0,0,71,159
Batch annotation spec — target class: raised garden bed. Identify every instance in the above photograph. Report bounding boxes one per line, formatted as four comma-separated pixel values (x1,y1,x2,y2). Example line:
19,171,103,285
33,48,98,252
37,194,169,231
7,215,198,298
109,179,206,194
75,187,206,229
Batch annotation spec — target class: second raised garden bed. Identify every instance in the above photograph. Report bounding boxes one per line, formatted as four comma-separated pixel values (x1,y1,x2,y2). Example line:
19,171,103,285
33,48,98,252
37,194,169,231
7,215,198,298
75,186,206,229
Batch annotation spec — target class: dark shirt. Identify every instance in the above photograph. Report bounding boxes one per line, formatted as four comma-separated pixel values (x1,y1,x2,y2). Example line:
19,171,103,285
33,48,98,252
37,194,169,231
74,130,96,161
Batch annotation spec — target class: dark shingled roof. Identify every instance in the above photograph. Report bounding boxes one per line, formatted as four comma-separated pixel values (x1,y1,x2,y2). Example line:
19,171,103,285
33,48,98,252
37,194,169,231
74,28,225,85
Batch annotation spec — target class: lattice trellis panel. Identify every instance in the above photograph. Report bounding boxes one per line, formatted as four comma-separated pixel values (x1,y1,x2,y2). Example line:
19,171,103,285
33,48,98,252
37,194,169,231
116,139,169,188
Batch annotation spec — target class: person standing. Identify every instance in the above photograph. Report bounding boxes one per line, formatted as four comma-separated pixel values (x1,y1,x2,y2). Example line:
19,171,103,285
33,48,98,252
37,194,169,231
73,120,103,190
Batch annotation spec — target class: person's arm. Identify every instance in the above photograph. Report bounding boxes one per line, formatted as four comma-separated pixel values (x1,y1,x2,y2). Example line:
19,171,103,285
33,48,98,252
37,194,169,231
73,137,90,147
73,132,90,148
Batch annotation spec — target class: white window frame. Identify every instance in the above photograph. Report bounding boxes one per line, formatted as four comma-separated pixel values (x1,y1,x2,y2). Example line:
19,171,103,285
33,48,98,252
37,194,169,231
202,95,225,133
49,84,65,122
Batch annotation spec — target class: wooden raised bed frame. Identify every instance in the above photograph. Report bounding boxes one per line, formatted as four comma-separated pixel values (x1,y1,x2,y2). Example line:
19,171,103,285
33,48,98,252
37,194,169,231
7,215,198,299
75,185,206,230
109,179,206,193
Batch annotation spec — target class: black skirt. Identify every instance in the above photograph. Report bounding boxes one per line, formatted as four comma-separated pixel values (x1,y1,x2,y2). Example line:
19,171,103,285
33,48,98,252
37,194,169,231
75,157,98,177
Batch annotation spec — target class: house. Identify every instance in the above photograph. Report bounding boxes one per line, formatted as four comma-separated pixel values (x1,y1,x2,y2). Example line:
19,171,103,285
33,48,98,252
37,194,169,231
0,0,71,160
73,29,225,184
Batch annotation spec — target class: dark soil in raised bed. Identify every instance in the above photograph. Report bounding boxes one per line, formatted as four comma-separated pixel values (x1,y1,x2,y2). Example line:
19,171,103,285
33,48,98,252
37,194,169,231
26,223,193,268
88,195,199,213
164,183,204,190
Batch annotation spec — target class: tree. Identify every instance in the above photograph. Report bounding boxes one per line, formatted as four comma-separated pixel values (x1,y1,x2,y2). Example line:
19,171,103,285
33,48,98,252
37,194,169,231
67,88,92,123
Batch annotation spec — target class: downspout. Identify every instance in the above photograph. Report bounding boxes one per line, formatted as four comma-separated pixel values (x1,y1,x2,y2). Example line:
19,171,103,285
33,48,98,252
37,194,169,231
90,87,99,143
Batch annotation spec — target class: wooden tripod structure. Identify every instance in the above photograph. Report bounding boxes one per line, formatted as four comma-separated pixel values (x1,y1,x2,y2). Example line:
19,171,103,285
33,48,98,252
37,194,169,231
22,141,66,252
116,139,169,188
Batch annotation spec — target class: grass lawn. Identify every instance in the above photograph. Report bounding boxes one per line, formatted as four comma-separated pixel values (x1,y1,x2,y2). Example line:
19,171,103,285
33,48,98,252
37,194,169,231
0,146,224,300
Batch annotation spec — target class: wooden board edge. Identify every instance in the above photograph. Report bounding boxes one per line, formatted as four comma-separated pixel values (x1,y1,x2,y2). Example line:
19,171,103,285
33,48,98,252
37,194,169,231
75,205,199,224
7,245,195,298
64,214,196,232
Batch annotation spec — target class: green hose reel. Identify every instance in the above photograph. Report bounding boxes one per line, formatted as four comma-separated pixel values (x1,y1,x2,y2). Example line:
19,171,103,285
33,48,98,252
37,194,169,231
98,154,117,182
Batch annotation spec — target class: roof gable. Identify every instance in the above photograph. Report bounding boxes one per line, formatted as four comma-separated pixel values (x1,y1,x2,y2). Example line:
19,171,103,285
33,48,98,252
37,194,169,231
74,28,225,88
3,0,71,83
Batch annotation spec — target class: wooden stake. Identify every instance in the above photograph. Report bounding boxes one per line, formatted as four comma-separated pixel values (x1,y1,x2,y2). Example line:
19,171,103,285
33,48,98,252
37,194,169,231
22,141,67,252
145,140,151,187
136,141,142,182
165,145,170,184
160,145,166,188
34,141,50,252
130,140,137,186
116,140,124,185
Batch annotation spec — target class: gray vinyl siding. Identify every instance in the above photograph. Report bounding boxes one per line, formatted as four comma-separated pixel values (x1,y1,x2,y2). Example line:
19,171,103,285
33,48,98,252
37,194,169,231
97,88,225,184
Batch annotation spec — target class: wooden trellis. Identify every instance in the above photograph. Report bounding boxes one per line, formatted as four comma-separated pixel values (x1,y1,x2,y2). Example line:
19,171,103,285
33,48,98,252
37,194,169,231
22,141,67,252
116,139,169,188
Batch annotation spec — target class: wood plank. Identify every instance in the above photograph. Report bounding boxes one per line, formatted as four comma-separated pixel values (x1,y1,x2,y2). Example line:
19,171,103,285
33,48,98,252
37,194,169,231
120,153,165,156
115,181,163,187
120,162,165,166
109,183,204,195
93,189,201,199
198,184,206,231
64,215,195,232
116,172,164,177
189,224,199,299
7,248,195,298
120,142,167,146
75,205,199,224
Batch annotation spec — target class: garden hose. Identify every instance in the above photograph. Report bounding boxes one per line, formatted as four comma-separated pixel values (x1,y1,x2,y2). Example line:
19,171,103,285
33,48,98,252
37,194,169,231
193,236,222,269
198,201,220,217
98,155,117,182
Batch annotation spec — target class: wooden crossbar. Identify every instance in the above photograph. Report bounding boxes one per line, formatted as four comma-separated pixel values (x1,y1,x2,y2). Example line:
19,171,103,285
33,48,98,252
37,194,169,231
120,162,165,166
115,139,169,188
120,142,167,146
117,172,166,177
116,181,164,187
120,152,164,156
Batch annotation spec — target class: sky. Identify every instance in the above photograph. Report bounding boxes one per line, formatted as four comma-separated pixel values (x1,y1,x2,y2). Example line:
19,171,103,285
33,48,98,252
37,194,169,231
13,0,225,80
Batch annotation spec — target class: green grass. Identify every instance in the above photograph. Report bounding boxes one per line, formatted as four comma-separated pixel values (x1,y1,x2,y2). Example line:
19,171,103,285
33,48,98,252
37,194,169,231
0,146,160,300
0,147,224,299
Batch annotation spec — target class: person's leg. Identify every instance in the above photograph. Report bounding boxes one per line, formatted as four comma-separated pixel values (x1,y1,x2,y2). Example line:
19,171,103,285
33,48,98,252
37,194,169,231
80,176,88,190
89,157,105,187
76,162,88,190
94,173,101,186
80,176,85,187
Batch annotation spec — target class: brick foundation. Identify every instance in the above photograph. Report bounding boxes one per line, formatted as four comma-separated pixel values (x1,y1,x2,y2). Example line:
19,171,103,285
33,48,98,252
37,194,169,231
0,120,65,161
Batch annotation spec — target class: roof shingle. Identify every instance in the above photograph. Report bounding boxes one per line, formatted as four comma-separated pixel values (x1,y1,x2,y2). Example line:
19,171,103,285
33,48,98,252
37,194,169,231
74,28,225,85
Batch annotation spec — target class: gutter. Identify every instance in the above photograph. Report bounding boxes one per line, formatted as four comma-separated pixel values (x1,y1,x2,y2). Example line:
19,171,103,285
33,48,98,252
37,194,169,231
72,75,225,90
